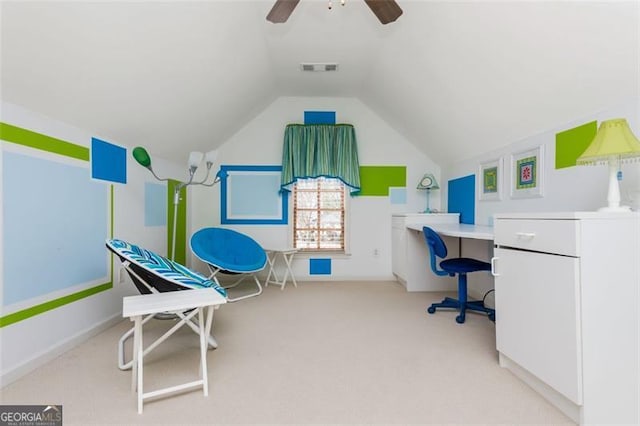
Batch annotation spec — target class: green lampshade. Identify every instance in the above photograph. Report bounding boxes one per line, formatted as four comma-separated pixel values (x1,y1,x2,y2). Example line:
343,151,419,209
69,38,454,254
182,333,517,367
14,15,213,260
577,118,640,165
132,146,152,168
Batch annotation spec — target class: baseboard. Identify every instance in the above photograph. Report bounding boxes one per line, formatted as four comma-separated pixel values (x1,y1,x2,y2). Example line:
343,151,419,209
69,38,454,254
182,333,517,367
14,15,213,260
499,352,580,423
0,313,123,388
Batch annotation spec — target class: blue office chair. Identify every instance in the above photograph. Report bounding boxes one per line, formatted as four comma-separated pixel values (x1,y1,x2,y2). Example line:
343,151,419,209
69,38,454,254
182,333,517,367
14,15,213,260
422,226,495,324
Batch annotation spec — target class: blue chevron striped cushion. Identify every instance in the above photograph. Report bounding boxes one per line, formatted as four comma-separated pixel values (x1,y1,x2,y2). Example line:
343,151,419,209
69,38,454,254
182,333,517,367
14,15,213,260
106,239,227,298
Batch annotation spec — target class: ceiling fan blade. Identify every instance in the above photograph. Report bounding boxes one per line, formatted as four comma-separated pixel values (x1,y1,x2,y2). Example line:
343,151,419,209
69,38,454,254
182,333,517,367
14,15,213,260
364,0,403,25
266,0,301,23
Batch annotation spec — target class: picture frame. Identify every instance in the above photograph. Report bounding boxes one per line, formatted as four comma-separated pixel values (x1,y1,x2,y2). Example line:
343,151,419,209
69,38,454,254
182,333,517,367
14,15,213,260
477,157,503,201
510,145,544,199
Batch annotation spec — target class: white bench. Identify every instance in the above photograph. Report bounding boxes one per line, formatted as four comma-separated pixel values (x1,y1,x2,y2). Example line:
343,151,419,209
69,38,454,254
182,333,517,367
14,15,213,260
122,288,227,413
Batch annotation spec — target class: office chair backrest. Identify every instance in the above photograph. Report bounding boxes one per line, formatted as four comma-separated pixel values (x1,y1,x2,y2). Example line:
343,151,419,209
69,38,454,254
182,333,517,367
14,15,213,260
422,226,450,277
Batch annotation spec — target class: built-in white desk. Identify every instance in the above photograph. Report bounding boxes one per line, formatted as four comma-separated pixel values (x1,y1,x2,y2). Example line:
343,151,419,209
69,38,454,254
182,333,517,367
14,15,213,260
407,223,494,241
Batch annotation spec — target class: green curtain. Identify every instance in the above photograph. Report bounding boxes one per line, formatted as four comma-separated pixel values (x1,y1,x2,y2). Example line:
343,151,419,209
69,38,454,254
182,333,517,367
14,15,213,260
280,123,361,193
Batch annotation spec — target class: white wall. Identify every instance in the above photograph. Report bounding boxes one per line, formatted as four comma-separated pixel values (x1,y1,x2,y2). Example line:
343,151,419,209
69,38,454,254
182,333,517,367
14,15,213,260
442,98,640,302
0,101,183,386
190,96,439,281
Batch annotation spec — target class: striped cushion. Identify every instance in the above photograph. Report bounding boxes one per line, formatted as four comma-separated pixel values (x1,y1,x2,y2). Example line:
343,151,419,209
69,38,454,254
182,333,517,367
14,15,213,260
106,239,227,298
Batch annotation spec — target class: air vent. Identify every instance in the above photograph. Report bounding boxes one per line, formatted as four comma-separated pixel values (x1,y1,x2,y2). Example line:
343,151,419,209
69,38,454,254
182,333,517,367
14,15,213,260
300,63,339,72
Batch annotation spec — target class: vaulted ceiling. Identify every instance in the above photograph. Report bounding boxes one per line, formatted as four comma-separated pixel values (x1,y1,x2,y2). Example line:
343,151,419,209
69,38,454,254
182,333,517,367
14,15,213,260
2,1,638,166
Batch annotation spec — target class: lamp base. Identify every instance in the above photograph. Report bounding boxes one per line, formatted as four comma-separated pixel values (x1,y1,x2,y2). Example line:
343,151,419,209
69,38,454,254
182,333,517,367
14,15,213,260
598,205,632,213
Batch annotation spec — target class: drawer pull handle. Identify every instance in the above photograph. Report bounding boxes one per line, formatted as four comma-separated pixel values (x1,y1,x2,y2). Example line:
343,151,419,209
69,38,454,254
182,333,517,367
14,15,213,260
491,257,499,277
516,232,536,239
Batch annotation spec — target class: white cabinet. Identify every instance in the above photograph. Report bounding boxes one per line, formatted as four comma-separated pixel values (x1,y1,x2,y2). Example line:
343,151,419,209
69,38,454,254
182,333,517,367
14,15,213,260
493,212,639,424
391,213,459,291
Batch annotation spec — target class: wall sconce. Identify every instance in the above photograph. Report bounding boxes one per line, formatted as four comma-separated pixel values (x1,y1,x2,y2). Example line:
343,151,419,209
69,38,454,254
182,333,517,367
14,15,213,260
576,118,640,212
132,146,220,260
417,173,440,213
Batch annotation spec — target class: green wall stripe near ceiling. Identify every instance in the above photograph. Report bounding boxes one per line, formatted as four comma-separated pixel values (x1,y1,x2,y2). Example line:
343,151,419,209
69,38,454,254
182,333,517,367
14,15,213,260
358,166,407,196
0,122,113,328
0,122,90,161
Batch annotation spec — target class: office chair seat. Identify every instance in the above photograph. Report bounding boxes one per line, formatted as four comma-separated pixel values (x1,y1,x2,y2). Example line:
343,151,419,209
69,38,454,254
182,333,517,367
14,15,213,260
422,226,495,324
440,258,492,274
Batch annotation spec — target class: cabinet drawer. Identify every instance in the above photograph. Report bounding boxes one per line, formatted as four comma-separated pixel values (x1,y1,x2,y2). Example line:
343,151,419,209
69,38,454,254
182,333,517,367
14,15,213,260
392,216,406,229
495,219,579,256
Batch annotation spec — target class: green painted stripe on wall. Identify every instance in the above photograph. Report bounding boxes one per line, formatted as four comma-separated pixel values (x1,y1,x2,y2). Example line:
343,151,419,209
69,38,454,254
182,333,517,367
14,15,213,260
0,122,90,161
358,166,407,196
555,121,597,169
0,282,112,328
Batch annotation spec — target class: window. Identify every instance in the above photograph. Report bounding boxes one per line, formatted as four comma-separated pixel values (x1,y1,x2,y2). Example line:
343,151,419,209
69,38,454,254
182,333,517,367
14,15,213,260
293,177,346,251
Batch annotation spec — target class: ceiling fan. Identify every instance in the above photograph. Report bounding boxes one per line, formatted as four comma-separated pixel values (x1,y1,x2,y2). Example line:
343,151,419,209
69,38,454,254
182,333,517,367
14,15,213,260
266,0,403,25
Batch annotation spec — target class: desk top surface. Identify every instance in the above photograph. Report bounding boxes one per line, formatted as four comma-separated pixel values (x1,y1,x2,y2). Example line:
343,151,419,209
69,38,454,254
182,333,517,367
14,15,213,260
407,223,494,240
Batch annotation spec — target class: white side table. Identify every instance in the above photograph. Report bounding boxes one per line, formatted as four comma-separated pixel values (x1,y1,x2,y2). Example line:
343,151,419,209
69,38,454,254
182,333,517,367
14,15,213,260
122,288,227,413
265,248,299,290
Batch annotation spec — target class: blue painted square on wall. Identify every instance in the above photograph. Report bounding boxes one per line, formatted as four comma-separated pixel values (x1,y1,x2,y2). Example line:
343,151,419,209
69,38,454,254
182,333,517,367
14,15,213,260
310,258,332,275
91,137,127,183
304,111,336,125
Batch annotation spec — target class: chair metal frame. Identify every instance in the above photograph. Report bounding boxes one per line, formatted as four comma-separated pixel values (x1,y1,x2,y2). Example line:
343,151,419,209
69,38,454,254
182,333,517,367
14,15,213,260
422,226,495,324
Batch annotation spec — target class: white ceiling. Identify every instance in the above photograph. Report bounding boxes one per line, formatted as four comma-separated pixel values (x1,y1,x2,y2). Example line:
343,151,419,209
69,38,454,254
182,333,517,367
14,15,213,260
1,1,639,166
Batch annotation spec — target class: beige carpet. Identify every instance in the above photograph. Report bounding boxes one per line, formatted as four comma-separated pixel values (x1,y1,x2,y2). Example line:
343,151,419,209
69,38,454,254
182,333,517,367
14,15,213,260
0,281,573,425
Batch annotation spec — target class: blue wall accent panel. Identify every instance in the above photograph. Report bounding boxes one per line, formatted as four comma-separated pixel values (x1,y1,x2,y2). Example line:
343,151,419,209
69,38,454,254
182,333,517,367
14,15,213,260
3,151,108,306
304,111,336,125
389,187,407,205
447,174,475,224
309,258,332,275
144,182,167,226
91,137,127,183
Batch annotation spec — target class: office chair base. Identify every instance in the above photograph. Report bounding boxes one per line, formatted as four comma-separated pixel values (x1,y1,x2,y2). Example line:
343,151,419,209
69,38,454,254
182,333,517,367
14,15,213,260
427,297,495,324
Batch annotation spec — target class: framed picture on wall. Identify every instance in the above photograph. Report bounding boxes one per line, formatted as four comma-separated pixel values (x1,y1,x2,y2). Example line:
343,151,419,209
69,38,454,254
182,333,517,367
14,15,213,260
510,145,544,199
477,157,503,201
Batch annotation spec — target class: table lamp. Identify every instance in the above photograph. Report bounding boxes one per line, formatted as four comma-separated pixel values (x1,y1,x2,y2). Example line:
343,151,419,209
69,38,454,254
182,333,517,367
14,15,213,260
576,118,640,212
417,173,439,213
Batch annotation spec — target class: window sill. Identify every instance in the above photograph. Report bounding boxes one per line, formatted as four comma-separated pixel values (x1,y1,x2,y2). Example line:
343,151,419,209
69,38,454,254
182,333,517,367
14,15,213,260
294,251,352,259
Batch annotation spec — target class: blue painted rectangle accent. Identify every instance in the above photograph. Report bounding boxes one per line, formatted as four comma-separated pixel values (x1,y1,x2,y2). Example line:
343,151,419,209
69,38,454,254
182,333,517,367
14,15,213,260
3,151,108,306
91,137,127,183
309,258,332,275
447,174,475,224
145,182,167,226
447,174,476,224
389,187,407,204
219,165,288,225
304,111,336,125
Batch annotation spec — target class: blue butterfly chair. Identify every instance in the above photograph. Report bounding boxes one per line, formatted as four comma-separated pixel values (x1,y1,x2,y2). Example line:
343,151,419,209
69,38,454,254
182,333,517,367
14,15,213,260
422,226,495,324
190,227,267,302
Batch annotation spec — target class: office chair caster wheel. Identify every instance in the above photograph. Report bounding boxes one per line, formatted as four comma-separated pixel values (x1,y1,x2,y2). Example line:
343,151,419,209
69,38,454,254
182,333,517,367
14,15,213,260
427,306,436,314
455,315,465,324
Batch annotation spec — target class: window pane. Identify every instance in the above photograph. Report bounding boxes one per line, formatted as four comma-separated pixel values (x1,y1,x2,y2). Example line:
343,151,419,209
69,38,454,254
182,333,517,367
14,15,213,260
320,178,343,190
295,230,318,249
296,191,318,209
320,211,342,229
319,230,343,249
296,211,318,228
319,192,342,209
296,179,317,190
